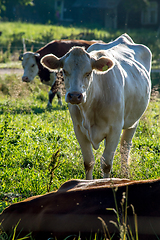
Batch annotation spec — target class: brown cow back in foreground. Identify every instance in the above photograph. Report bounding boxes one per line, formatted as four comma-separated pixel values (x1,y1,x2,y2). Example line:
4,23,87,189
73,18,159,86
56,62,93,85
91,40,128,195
0,178,160,240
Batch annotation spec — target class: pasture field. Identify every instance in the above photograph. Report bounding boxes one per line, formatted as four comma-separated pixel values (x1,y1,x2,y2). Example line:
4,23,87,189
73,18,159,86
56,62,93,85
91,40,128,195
1,21,160,69
0,72,160,216
0,22,160,239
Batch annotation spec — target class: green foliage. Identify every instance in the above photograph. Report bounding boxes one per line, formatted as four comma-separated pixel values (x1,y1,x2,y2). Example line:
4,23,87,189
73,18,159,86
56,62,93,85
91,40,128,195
0,0,6,14
0,73,159,217
47,149,60,192
0,0,33,19
122,0,149,12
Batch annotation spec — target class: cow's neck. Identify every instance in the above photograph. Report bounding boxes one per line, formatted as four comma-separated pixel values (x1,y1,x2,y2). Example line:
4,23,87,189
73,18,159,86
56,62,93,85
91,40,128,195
80,75,100,113
38,66,51,83
78,79,104,149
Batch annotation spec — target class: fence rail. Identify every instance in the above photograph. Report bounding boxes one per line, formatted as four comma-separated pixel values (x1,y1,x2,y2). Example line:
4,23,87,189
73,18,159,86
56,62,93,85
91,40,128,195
0,38,48,53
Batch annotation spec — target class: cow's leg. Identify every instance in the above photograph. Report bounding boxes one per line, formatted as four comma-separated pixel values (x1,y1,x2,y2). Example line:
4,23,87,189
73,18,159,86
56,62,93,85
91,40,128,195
74,125,95,180
120,123,138,177
101,130,122,178
47,90,56,107
57,91,62,106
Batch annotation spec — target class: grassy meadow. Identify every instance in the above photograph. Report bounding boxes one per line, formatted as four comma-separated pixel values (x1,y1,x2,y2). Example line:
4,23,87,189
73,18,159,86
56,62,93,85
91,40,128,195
1,21,160,69
0,71,159,214
0,22,160,239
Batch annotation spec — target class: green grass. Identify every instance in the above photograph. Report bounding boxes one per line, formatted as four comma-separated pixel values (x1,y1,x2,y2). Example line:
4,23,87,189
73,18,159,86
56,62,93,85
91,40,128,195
0,61,22,69
0,22,83,44
0,72,159,215
1,22,160,68
0,22,159,240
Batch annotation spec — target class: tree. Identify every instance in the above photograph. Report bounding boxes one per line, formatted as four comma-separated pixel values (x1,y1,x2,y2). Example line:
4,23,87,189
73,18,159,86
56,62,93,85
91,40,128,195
0,0,7,14
0,0,33,17
122,0,149,30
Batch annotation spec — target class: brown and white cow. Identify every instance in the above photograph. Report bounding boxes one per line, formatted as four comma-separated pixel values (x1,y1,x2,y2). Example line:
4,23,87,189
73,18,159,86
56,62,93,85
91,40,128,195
41,34,152,179
19,39,99,107
0,178,160,240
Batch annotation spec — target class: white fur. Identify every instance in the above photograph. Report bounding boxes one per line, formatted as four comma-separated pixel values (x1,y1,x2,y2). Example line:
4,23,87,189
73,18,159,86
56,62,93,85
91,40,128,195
41,34,152,179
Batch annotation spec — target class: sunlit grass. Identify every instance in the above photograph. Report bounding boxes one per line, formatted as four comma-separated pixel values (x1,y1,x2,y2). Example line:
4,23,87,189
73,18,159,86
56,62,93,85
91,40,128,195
0,61,22,69
0,73,160,216
1,21,160,68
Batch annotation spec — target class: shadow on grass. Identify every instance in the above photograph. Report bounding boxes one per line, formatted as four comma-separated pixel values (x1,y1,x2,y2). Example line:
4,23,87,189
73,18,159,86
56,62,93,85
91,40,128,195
0,104,68,115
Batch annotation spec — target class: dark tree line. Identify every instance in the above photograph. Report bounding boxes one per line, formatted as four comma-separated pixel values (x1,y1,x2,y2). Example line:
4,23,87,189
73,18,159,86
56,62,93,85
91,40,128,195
0,0,150,28
122,0,149,30
0,0,56,23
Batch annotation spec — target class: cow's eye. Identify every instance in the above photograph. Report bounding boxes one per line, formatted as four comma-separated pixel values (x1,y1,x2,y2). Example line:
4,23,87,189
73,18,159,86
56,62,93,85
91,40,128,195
31,64,35,67
85,72,91,78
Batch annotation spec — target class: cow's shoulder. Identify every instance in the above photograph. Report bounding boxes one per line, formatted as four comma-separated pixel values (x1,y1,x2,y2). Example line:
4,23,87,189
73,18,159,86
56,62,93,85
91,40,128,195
87,33,132,53
36,40,58,58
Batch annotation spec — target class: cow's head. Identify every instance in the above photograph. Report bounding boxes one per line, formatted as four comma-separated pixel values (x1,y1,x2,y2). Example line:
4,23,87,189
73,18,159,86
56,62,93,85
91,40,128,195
19,52,40,82
41,47,114,104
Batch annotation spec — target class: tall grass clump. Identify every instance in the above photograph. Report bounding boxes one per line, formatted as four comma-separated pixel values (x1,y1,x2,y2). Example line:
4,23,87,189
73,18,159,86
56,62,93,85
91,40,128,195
0,220,33,240
98,186,139,240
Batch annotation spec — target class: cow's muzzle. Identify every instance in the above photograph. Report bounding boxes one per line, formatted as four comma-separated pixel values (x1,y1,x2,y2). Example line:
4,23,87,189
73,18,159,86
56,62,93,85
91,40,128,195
67,92,83,104
22,76,31,82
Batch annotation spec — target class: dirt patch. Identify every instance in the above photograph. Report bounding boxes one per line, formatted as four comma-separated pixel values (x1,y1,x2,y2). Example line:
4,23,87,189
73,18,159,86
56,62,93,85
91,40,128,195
0,68,23,75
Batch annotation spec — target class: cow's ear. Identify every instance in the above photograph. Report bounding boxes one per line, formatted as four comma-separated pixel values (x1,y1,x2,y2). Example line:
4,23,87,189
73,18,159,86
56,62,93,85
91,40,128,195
92,57,114,72
41,54,62,70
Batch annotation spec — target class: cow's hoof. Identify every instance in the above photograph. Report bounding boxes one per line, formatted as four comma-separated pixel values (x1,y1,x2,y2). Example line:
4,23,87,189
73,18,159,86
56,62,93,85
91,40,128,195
47,103,52,109
58,101,62,106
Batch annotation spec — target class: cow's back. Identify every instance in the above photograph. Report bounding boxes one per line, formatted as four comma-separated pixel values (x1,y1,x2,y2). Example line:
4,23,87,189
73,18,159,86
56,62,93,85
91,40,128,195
88,33,152,73
37,40,98,58
87,33,133,52
88,35,151,129
1,178,160,240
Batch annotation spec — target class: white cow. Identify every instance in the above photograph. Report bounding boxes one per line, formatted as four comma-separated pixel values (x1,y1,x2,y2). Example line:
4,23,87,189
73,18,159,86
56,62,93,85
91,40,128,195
41,34,152,180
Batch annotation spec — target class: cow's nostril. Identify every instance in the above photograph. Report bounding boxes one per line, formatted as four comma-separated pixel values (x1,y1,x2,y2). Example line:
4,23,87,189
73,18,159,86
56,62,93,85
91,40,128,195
67,92,83,104
22,76,29,82
68,93,73,100
78,94,82,100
